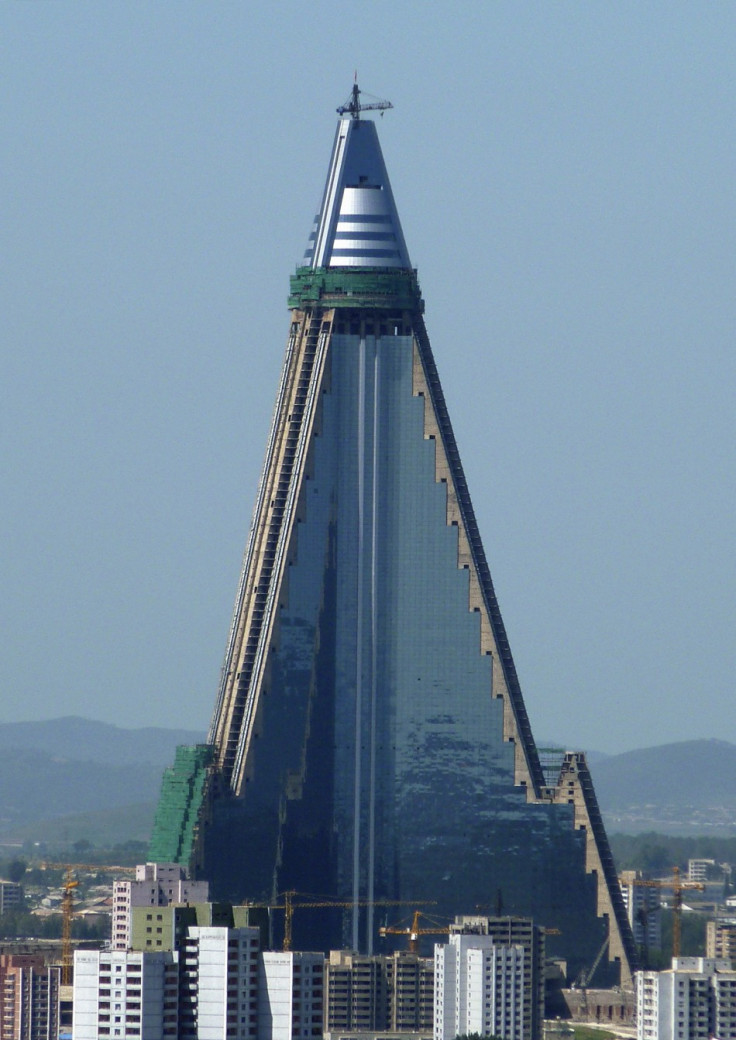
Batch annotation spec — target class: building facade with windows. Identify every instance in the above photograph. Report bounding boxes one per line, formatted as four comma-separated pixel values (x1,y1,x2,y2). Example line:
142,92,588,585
434,918,544,1040
0,953,61,1040
0,882,23,917
706,920,736,965
72,948,179,1040
687,861,715,883
325,950,433,1033
112,863,209,951
73,921,321,1040
620,872,662,955
258,952,324,1040
637,958,736,1040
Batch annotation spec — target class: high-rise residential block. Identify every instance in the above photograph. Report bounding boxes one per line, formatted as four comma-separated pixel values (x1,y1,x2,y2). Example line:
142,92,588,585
438,916,545,1040
0,954,61,1040
434,925,542,1040
179,926,261,1040
75,912,320,1040
112,863,209,951
325,949,433,1033
72,948,179,1040
637,958,736,1040
258,952,324,1040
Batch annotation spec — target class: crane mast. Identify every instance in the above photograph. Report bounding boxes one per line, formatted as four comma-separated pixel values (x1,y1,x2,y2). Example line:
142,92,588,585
337,80,393,120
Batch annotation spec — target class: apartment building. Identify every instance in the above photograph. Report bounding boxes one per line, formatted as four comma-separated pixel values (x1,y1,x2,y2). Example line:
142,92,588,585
258,952,324,1040
111,863,209,950
620,871,662,953
72,948,179,1040
325,950,432,1033
0,884,23,917
73,920,322,1040
637,957,736,1040
706,920,736,966
0,954,60,1040
434,918,544,1040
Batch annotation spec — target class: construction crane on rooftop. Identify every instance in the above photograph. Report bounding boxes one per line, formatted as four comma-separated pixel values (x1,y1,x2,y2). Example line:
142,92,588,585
379,909,451,954
337,78,393,120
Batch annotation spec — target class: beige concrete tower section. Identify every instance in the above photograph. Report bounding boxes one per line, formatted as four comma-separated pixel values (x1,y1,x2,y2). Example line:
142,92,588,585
551,752,637,987
208,308,334,795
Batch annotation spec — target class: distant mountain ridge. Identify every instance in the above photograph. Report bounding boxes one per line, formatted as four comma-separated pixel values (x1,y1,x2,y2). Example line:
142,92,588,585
589,739,736,807
0,717,204,840
0,716,204,766
0,720,733,844
589,738,736,835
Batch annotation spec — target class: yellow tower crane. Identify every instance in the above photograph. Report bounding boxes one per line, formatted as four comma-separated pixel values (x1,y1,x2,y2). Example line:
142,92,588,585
39,862,136,984
627,867,705,958
277,892,434,951
671,866,705,957
61,870,79,986
379,909,450,954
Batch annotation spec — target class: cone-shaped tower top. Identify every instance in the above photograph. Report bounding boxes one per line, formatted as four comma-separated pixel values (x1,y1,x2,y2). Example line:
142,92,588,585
302,88,411,270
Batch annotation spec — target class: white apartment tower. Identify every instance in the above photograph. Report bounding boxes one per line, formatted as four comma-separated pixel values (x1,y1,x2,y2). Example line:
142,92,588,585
435,933,531,1040
179,926,261,1040
637,958,736,1040
72,948,179,1040
73,921,323,1040
258,952,324,1040
112,863,209,950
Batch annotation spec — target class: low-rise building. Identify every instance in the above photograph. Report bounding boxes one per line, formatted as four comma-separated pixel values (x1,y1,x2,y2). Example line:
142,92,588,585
687,860,715,883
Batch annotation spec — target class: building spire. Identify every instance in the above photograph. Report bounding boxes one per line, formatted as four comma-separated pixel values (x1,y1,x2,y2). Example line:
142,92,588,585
302,97,410,270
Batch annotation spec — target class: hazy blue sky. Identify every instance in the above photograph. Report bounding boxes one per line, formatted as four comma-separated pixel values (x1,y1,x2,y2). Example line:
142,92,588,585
2,3,734,753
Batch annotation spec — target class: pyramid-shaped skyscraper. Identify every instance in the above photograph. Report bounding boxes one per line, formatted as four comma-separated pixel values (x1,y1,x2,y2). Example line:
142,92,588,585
151,87,636,986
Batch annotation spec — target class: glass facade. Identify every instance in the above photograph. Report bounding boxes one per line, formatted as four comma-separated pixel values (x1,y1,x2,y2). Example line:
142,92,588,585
181,109,635,986
201,326,613,983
